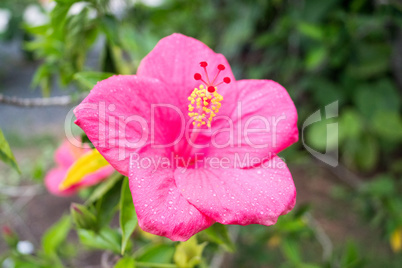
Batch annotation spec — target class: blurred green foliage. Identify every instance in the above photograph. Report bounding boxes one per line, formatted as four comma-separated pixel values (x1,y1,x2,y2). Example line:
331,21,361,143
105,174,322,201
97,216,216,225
1,0,402,267
12,0,401,175
0,128,20,173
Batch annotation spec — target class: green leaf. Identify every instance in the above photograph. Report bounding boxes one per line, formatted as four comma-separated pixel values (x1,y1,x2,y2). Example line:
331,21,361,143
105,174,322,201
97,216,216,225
341,241,365,268
372,111,402,141
390,158,402,175
361,175,395,197
78,228,121,254
31,64,52,97
354,135,378,172
137,244,175,264
74,71,115,90
100,15,121,46
281,239,302,264
120,179,138,255
305,46,326,70
24,24,49,35
354,79,400,119
41,215,71,256
219,6,255,58
310,78,343,107
120,26,159,66
347,43,390,79
299,264,322,268
203,223,235,252
86,173,123,204
339,109,363,141
94,178,123,228
293,204,311,219
276,218,307,233
115,256,135,268
10,259,43,268
50,1,72,35
306,118,338,151
300,0,339,22
0,128,20,173
297,22,324,40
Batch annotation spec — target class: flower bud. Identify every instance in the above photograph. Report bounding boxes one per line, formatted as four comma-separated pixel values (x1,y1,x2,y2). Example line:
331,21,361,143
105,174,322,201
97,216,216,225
173,236,206,268
70,203,97,230
2,225,19,248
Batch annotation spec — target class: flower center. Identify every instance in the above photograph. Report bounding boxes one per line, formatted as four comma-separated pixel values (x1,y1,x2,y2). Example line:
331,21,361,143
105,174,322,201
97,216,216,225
188,61,231,128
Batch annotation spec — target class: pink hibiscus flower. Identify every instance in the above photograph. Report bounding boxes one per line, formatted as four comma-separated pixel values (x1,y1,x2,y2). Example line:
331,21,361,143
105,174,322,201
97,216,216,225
74,34,298,241
45,140,115,196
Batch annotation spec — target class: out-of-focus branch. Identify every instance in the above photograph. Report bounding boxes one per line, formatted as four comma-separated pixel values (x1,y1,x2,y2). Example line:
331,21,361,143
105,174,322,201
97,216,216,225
0,186,43,223
306,212,333,261
0,93,85,107
0,185,42,197
0,185,44,246
314,157,363,190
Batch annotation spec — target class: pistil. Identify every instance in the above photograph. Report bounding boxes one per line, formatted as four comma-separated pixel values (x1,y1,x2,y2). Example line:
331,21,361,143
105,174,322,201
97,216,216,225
188,61,230,129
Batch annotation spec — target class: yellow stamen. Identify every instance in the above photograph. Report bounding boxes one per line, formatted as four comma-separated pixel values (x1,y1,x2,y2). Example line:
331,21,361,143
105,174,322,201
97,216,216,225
187,84,223,128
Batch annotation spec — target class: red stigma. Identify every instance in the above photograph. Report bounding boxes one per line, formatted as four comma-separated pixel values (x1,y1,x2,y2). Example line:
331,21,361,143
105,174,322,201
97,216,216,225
193,61,231,90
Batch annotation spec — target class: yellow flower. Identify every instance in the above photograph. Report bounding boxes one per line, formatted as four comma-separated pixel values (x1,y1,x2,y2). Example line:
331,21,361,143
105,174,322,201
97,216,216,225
391,228,402,253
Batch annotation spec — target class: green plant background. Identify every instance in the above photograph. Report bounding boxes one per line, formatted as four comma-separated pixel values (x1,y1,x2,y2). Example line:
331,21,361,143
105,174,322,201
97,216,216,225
1,0,402,267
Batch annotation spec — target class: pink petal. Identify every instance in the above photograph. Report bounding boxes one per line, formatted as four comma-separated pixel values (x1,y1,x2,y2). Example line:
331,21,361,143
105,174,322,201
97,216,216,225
203,79,298,167
74,75,184,176
137,33,239,118
44,168,77,196
54,140,76,168
55,140,91,168
45,166,114,197
77,165,115,187
175,156,296,225
128,150,214,241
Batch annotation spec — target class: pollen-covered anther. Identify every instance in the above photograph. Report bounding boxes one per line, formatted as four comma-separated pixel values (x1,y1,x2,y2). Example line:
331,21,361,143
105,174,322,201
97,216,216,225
187,84,223,128
188,61,229,128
